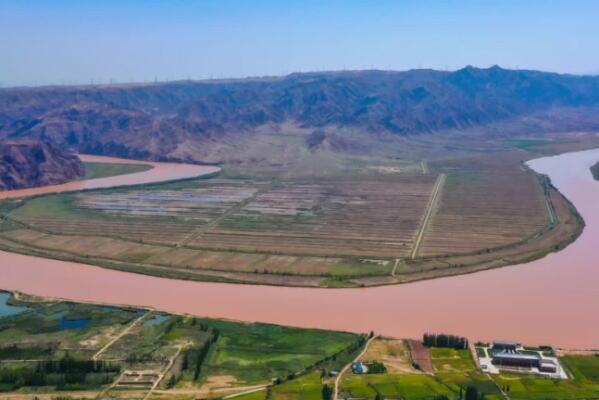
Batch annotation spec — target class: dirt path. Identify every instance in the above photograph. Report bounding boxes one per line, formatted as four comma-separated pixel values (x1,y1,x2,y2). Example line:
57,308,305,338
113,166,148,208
410,173,445,259
92,312,148,360
221,384,270,399
334,335,378,400
391,258,401,276
143,345,184,400
407,340,434,373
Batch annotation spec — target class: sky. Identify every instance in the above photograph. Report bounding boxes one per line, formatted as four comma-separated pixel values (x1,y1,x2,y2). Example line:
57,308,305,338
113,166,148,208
1,0,598,87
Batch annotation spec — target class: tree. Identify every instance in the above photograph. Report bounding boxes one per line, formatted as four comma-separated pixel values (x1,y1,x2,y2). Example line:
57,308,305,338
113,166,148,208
322,384,333,400
465,386,479,400
166,374,177,388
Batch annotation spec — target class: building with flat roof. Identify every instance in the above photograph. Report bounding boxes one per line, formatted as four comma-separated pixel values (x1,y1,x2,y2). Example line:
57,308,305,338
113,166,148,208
491,351,540,368
539,359,557,373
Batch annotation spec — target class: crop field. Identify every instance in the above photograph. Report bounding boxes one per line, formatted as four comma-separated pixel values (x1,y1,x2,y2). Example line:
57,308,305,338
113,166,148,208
0,150,581,287
341,373,456,400
420,156,549,256
340,339,599,400
0,291,362,399
429,347,504,398
340,337,501,400
493,371,599,400
8,175,437,256
1,174,439,282
1,295,599,399
191,176,437,257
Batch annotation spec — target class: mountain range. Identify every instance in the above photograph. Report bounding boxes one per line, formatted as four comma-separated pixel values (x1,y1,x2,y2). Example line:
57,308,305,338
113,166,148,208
2,66,599,166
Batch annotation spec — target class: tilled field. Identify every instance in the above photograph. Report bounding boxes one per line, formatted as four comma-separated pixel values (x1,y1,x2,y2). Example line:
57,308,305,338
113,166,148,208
16,217,196,245
194,176,437,257
420,157,549,256
0,153,576,286
11,176,438,259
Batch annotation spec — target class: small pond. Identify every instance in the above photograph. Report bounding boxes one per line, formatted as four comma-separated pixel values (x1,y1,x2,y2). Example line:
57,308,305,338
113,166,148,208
0,292,30,318
58,318,91,329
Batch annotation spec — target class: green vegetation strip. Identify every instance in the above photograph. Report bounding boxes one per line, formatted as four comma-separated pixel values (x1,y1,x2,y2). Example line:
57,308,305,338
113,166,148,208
82,161,153,180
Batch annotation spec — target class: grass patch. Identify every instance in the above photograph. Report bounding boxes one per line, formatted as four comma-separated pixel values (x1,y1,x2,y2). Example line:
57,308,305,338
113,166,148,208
430,348,476,373
561,355,599,382
271,371,323,400
342,373,454,400
82,162,152,180
494,372,599,400
197,318,360,384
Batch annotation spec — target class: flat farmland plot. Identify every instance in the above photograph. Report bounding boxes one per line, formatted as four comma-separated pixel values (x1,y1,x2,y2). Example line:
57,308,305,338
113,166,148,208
2,154,575,286
420,156,548,256
75,182,260,221
191,176,438,257
10,180,265,245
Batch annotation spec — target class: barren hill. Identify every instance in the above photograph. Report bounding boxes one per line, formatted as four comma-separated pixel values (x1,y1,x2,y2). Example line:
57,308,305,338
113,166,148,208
2,66,599,166
0,141,85,190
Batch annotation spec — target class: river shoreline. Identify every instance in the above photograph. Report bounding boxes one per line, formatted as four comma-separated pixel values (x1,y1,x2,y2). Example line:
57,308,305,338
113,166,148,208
1,149,599,348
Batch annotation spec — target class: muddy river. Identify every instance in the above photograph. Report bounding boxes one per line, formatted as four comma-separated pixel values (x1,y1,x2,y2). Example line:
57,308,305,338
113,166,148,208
0,155,220,200
1,151,598,349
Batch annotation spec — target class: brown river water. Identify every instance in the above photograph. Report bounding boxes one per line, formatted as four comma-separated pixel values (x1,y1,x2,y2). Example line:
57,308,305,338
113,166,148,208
1,151,598,349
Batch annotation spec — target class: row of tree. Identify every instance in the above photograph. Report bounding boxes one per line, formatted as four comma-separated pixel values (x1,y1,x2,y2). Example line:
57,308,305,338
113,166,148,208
178,329,220,382
0,356,120,390
0,344,54,360
35,356,119,374
423,333,469,350
460,385,487,400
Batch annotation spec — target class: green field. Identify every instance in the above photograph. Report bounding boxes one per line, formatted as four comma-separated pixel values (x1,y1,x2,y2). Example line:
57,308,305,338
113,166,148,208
493,372,599,400
0,291,362,397
192,318,360,384
342,373,456,400
1,300,599,399
82,161,153,180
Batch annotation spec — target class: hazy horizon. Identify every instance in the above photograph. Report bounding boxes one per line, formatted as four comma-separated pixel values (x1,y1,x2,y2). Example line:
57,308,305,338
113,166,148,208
1,0,599,87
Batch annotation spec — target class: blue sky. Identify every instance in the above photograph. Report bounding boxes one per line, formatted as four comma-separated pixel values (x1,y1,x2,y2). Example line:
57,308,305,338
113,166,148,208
1,0,598,86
